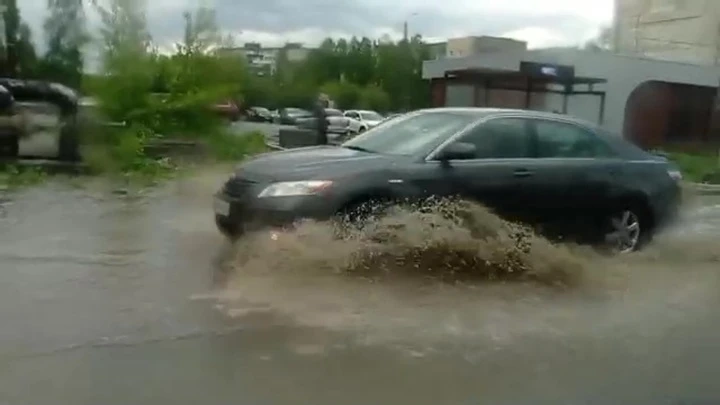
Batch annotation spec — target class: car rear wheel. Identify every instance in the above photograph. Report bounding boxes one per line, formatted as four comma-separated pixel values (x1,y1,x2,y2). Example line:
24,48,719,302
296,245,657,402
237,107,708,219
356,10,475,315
603,208,648,253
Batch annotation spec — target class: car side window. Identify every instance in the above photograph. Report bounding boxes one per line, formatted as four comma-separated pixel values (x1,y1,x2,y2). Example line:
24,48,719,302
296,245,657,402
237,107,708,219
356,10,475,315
534,120,615,158
345,111,357,119
450,118,532,159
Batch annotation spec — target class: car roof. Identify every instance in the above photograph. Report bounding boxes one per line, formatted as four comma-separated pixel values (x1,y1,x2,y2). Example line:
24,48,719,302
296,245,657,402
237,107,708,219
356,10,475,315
415,107,602,130
415,107,652,159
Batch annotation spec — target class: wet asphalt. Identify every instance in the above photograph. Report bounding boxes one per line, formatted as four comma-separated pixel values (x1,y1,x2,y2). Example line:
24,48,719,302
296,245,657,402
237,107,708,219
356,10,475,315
1,172,720,405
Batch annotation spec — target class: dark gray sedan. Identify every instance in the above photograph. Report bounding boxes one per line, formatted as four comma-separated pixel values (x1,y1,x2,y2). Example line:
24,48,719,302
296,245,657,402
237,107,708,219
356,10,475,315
214,108,681,253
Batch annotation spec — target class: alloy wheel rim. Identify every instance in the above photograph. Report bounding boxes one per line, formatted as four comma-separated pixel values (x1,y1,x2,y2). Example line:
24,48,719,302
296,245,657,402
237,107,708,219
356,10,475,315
606,210,641,253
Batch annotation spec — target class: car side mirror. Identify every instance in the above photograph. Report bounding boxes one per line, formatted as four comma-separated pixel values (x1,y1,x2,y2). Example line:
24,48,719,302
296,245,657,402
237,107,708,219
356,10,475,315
436,142,476,161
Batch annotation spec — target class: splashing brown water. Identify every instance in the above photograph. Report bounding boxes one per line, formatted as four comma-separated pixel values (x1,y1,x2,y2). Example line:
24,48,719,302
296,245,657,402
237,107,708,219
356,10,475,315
230,200,589,286
211,197,720,348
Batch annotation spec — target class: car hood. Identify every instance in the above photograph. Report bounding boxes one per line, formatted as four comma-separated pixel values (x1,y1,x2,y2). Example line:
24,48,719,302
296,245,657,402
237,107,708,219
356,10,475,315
365,120,382,126
235,145,393,181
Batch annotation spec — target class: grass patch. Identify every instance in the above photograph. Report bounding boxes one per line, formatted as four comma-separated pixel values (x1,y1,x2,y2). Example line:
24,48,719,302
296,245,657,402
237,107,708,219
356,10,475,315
206,130,268,161
0,165,47,190
78,127,268,187
663,151,720,183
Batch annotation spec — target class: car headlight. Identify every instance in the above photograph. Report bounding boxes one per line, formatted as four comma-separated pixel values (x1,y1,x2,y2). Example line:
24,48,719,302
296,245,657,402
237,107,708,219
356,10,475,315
257,180,333,198
667,168,682,182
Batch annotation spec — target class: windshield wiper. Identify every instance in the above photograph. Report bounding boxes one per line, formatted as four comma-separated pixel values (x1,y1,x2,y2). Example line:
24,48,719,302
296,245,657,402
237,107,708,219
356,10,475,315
343,145,375,153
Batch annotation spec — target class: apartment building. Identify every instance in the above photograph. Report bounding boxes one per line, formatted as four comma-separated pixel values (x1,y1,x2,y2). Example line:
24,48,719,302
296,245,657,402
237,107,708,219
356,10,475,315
614,0,720,64
445,36,527,57
217,42,313,75
426,36,527,59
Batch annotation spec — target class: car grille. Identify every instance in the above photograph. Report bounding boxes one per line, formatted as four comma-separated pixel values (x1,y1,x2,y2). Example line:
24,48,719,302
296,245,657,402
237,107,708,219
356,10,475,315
223,176,257,198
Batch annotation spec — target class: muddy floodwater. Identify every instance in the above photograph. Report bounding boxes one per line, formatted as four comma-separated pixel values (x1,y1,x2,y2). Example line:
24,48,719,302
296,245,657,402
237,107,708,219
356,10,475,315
1,170,720,405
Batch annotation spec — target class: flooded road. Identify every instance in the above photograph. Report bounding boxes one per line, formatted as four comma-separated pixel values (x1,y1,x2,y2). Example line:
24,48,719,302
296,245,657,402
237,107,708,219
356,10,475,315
1,171,720,405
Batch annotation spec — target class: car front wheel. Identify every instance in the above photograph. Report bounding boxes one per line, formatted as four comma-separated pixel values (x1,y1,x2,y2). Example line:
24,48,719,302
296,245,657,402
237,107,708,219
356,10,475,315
603,208,648,253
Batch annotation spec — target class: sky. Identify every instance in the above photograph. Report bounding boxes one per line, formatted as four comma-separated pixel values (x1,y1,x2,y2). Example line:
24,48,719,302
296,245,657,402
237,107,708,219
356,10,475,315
18,0,613,51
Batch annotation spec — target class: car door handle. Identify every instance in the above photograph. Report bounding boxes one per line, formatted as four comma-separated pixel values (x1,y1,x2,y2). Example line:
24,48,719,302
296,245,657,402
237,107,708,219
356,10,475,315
513,169,533,178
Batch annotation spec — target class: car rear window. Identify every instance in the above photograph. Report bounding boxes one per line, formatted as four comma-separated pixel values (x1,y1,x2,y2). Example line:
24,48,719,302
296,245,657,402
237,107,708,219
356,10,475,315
596,128,653,159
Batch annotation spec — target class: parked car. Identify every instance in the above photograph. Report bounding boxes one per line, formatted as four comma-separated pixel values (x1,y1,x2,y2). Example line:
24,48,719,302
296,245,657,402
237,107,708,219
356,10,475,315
276,108,313,125
245,106,273,122
295,108,354,138
381,113,403,123
213,108,681,253
343,110,384,133
0,78,81,161
213,100,241,121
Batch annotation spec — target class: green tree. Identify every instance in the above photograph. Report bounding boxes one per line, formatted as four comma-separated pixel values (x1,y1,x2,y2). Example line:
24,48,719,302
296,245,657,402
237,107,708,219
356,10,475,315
343,37,374,86
1,0,20,76
321,81,360,109
93,0,152,69
358,84,391,112
374,37,427,110
91,0,154,123
241,34,432,111
584,26,613,52
0,0,39,78
16,23,39,77
42,0,88,87
299,38,342,85
178,5,234,56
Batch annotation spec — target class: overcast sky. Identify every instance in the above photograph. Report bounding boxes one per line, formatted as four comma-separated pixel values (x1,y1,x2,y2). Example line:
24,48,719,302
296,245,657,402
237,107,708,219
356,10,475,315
19,0,613,51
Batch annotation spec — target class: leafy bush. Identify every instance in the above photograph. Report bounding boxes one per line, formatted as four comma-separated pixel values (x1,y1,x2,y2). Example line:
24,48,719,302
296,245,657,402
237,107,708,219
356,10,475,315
664,151,720,183
321,81,361,110
84,1,257,176
206,130,268,161
358,84,391,112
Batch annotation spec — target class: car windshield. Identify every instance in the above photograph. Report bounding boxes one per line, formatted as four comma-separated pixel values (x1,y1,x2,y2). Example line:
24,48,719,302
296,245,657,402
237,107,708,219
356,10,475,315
359,111,383,121
342,112,478,156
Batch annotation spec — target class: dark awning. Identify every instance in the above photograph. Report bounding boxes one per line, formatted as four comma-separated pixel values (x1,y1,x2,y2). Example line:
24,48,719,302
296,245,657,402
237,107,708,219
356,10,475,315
444,69,606,86
441,62,607,123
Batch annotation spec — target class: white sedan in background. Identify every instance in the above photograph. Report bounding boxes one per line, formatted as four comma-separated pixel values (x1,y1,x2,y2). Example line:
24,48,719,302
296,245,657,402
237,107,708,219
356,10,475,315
343,110,384,134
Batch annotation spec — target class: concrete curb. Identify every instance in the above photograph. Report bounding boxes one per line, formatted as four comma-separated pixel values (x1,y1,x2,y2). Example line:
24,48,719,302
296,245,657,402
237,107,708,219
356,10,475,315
687,182,720,195
265,142,286,151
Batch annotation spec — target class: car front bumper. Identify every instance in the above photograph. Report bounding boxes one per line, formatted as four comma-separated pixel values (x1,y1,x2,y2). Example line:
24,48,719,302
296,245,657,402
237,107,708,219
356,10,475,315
213,190,338,239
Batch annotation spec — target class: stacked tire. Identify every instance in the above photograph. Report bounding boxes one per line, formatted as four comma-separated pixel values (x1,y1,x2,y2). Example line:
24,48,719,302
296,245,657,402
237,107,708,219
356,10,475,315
0,78,80,161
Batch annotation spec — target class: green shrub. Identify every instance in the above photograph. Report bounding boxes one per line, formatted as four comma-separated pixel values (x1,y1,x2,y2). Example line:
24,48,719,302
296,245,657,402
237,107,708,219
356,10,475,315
664,151,720,183
206,130,268,161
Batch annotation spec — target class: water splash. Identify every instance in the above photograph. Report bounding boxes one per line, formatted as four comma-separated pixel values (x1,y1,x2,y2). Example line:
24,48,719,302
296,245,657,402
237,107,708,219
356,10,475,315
210,197,720,348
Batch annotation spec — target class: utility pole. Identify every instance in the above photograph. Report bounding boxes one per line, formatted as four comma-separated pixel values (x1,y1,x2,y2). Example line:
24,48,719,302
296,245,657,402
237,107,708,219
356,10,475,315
402,12,418,42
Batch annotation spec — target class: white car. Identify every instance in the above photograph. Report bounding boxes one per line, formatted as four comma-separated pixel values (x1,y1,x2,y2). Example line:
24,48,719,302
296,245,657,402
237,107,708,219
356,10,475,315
343,110,384,134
